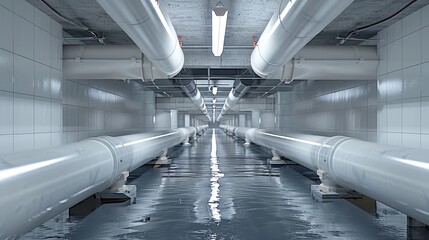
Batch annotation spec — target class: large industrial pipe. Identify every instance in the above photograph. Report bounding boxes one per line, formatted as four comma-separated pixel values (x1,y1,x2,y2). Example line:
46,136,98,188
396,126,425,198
176,79,211,121
251,0,354,79
266,45,379,81
228,126,429,226
217,79,254,122
63,45,172,81
63,45,378,83
97,0,184,77
217,45,378,122
0,126,207,239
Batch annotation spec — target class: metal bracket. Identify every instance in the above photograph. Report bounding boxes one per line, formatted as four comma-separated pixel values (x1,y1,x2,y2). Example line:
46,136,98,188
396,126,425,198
268,149,286,165
147,148,171,165
98,171,137,205
311,185,361,202
183,137,192,146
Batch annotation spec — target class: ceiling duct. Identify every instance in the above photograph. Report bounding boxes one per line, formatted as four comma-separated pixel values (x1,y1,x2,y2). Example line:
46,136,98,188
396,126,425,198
251,0,354,80
217,79,255,122
176,80,212,121
97,0,184,78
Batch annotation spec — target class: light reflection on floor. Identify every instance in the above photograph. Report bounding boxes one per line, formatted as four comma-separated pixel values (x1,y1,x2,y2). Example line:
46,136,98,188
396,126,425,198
22,129,412,240
209,129,224,224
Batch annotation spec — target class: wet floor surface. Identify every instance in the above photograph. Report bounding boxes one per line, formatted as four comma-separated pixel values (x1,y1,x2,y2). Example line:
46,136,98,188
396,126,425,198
24,129,409,239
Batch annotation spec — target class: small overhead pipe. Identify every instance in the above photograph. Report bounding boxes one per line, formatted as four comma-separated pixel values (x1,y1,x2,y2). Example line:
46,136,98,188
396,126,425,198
0,126,208,239
97,0,184,77
227,126,429,226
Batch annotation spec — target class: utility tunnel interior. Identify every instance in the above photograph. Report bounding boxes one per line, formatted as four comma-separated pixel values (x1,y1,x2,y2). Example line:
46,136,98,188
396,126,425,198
1,0,429,239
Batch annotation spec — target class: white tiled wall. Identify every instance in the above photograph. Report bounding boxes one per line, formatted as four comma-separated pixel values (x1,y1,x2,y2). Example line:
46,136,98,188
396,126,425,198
0,1,156,153
276,80,377,141
277,4,429,150
0,0,63,154
61,79,155,144
377,4,429,149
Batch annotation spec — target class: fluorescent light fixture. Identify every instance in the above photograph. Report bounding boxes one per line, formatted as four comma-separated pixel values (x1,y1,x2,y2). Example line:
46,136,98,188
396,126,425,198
212,1,228,56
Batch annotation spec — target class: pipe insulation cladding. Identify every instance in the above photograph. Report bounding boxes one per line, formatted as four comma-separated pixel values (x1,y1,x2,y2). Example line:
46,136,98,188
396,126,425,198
217,80,254,122
227,126,429,226
177,80,212,121
96,0,184,77
0,126,207,239
251,0,354,79
62,45,174,81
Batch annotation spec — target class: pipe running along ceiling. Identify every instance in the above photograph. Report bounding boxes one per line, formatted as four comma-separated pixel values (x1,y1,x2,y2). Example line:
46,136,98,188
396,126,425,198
251,0,354,79
217,0,359,122
96,0,184,78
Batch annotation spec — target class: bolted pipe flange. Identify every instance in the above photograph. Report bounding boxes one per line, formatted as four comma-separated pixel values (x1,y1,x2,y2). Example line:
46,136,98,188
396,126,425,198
316,136,351,190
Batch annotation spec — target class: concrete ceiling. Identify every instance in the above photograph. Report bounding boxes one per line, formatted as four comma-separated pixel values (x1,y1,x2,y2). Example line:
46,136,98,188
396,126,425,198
27,0,429,46
26,0,429,101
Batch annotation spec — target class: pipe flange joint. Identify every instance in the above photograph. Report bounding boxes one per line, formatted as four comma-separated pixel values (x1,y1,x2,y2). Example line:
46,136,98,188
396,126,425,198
89,136,130,187
316,136,352,184
176,128,191,143
245,128,259,143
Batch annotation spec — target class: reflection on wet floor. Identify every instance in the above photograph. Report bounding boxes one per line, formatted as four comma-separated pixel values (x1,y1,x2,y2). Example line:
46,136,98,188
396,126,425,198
23,129,411,239
208,129,224,224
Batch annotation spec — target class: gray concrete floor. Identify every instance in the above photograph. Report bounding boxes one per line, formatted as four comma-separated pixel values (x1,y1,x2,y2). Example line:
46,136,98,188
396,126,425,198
24,129,410,239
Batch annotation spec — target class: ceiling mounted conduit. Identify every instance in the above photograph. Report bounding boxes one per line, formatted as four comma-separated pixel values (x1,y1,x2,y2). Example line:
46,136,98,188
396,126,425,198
97,0,184,78
217,79,255,122
251,0,354,81
176,80,212,121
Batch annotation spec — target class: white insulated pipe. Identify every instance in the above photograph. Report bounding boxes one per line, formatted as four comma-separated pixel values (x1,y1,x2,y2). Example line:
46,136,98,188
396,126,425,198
234,127,250,140
268,45,379,81
96,0,184,77
0,141,115,240
63,45,378,83
251,0,354,79
0,127,207,239
63,45,144,80
63,45,171,81
230,126,429,225
217,80,254,122
195,125,208,135
220,125,237,136
217,45,378,122
177,80,211,121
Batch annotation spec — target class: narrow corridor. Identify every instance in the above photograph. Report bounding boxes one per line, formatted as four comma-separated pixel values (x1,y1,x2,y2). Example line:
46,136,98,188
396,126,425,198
25,129,406,239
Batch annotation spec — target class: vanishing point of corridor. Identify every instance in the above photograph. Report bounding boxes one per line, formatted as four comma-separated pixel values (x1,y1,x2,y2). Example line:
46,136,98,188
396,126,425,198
25,129,406,239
